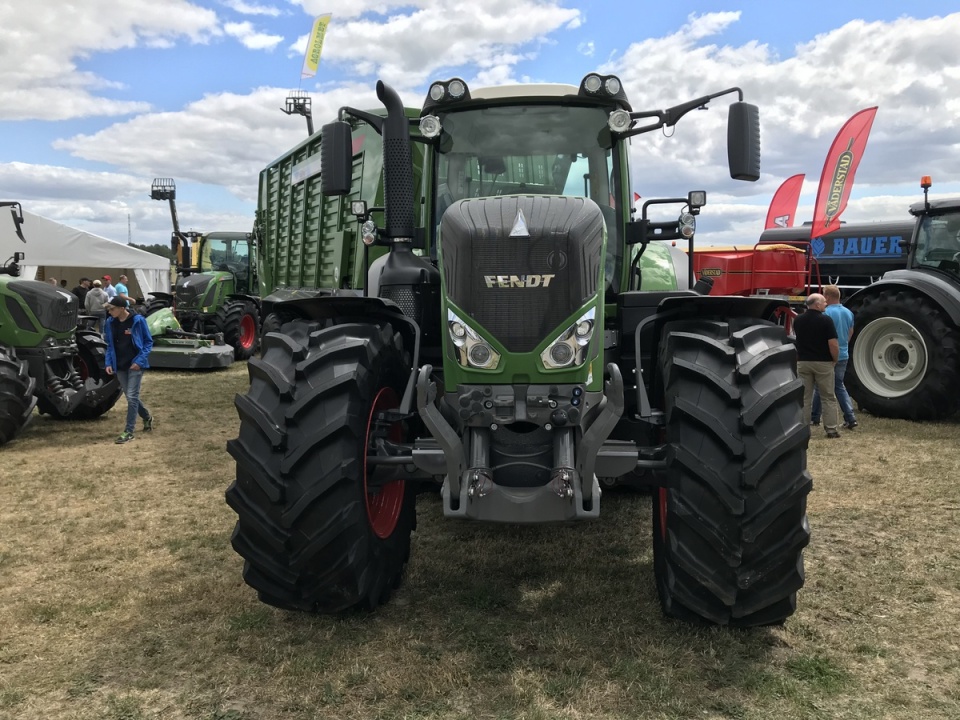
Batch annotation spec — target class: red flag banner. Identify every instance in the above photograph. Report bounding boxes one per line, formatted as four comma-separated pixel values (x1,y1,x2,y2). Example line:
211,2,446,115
765,174,805,229
810,107,878,239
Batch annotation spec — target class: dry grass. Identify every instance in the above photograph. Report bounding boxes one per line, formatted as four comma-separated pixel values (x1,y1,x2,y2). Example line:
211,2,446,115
1,362,959,720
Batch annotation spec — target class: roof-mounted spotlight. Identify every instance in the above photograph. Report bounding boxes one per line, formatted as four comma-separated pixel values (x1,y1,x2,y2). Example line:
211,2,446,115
422,78,471,114
578,73,631,109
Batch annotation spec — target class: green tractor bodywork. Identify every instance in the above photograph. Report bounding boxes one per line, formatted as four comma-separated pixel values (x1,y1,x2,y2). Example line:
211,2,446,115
0,203,121,446
228,76,811,626
148,179,258,364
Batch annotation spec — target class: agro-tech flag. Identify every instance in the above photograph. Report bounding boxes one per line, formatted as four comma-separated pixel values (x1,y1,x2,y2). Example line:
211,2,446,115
765,174,804,229
810,107,878,239
301,14,332,79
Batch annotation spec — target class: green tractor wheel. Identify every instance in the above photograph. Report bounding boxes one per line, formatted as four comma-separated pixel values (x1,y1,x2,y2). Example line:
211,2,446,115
653,319,811,627
216,299,260,360
0,345,37,446
226,319,416,613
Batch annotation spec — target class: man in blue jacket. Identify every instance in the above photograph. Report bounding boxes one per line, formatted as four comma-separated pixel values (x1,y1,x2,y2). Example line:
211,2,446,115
104,296,154,444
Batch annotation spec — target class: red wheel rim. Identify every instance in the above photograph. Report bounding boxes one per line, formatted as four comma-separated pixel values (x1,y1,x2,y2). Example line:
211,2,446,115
364,387,405,539
239,314,256,349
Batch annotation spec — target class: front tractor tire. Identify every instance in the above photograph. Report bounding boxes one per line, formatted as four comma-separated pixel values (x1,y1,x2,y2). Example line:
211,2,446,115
654,319,812,627
216,299,260,360
847,289,960,421
226,319,416,613
0,345,37,446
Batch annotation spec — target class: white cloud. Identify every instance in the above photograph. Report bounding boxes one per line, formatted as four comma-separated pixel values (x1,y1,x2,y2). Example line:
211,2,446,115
224,21,284,50
287,1,582,87
600,10,960,236
0,0,222,121
221,0,283,17
7,7,960,247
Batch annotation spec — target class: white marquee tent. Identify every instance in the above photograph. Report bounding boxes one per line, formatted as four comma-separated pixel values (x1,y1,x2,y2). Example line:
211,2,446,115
1,211,170,298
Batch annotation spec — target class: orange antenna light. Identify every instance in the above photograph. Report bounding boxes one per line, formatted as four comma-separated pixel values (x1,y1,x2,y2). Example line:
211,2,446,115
920,175,932,190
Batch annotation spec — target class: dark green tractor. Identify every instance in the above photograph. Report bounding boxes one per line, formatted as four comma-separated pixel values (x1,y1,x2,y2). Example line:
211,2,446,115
0,202,121,446
227,75,811,626
149,179,259,361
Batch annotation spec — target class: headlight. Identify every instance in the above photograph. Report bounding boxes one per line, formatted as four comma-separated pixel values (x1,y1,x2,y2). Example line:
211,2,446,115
541,308,596,370
447,309,501,370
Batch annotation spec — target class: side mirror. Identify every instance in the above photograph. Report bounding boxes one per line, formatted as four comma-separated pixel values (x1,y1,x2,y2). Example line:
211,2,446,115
727,102,760,182
320,121,353,196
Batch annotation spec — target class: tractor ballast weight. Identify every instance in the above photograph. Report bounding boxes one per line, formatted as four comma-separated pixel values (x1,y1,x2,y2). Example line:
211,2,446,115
228,76,811,626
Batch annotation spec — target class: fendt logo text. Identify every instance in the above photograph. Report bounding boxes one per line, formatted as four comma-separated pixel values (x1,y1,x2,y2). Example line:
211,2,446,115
484,274,556,288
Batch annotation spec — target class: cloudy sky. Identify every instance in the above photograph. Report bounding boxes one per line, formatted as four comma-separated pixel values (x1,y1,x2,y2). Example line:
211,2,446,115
1,0,959,249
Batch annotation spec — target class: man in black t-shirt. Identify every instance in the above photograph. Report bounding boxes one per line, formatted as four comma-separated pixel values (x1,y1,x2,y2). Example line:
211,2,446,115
794,293,840,438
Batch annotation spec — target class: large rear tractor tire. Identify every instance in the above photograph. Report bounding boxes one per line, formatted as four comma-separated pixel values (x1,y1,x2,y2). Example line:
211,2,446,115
847,289,960,421
258,310,300,357
216,299,260,360
36,330,122,420
226,319,416,613
653,319,812,627
0,345,37,446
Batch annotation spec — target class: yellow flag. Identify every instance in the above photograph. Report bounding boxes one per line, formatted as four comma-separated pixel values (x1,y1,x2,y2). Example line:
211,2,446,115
301,14,332,79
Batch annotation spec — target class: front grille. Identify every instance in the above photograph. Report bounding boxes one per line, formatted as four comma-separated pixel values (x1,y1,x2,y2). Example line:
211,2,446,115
441,196,603,352
175,275,213,310
7,281,78,333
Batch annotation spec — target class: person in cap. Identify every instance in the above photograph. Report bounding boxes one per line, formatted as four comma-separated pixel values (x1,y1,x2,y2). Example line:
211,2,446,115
102,274,117,300
103,296,154,444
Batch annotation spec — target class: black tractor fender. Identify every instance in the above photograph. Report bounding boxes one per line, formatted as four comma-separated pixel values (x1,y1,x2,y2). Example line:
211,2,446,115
224,293,260,308
147,290,174,304
845,270,960,327
266,292,423,415
630,293,792,419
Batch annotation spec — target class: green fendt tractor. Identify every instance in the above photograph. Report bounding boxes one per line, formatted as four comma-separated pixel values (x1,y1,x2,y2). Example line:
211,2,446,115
0,202,121,446
149,178,258,362
227,75,812,626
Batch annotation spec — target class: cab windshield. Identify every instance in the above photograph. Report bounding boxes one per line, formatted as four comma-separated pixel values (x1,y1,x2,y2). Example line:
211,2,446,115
434,103,619,269
915,212,960,277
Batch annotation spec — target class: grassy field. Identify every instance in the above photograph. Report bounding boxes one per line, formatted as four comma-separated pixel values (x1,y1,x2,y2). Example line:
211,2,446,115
1,362,959,720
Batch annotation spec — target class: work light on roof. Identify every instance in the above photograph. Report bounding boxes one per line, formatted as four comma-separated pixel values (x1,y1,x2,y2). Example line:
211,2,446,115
604,77,621,95
583,74,603,93
429,83,445,102
448,79,466,99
